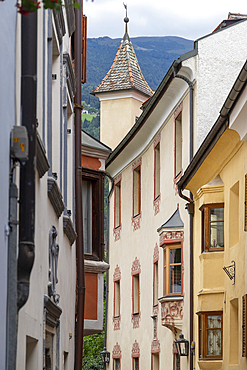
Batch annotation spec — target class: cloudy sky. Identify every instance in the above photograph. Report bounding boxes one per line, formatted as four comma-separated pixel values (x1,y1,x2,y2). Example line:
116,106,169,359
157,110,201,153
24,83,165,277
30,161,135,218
84,0,247,41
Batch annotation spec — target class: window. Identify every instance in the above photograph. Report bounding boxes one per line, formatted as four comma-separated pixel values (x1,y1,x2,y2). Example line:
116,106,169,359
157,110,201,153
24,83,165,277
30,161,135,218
132,273,140,314
114,358,120,370
229,182,239,247
82,180,92,254
163,243,182,296
133,166,141,217
114,180,121,228
154,143,160,199
198,312,223,359
82,169,105,261
152,353,159,370
201,203,224,252
175,112,182,178
133,357,139,370
114,280,120,317
153,261,158,307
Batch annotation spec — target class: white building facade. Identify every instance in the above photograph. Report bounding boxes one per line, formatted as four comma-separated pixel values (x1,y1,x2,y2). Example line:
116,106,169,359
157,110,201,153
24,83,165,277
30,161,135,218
97,14,247,370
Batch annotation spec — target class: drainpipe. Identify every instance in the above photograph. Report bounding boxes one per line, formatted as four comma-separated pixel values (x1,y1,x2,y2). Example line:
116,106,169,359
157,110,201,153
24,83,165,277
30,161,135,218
173,67,194,370
74,2,85,370
17,12,37,311
103,173,114,370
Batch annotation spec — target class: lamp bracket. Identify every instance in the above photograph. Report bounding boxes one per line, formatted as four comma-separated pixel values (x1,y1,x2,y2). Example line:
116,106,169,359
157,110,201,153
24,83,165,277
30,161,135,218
223,260,235,285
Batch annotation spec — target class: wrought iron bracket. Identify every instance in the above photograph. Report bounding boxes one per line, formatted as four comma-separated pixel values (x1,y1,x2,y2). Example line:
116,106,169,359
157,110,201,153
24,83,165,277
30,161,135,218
223,260,235,285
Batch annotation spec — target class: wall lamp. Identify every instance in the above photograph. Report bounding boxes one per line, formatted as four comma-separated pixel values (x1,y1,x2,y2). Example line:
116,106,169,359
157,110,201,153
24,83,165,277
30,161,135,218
175,333,189,357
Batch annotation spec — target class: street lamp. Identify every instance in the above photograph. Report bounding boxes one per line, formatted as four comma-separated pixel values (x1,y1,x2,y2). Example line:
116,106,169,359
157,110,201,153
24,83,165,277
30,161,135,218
100,347,110,365
175,333,189,357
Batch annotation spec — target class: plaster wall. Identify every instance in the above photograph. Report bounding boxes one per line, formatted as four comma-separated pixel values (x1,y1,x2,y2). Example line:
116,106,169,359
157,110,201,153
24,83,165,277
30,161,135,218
195,20,247,147
0,1,17,367
100,96,143,150
107,93,192,369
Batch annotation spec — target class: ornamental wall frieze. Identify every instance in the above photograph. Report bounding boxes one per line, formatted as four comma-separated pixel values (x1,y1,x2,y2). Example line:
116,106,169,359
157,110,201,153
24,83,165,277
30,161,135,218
112,343,121,358
151,339,160,353
113,316,121,331
160,299,183,334
159,231,184,245
113,225,122,241
132,213,141,231
132,157,142,170
131,313,140,329
153,195,161,216
131,257,141,275
113,265,121,281
153,304,159,315
153,243,159,262
132,340,140,357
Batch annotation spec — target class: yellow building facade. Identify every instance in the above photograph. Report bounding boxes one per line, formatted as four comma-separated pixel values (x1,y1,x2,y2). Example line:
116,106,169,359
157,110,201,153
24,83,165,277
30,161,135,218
178,60,247,369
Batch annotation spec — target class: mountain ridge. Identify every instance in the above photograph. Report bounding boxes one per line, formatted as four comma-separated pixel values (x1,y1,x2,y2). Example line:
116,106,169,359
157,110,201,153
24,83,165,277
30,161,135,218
82,35,194,110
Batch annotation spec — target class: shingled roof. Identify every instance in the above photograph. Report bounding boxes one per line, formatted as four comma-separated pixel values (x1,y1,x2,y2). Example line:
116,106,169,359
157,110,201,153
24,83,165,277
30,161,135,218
92,20,153,98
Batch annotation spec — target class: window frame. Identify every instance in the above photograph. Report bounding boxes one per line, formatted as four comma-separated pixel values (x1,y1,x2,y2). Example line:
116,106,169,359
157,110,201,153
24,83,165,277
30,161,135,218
154,142,160,200
153,260,158,308
114,179,121,229
113,358,121,370
198,311,223,360
81,168,105,261
162,241,183,297
114,279,120,318
201,203,224,253
133,356,139,370
133,165,141,218
174,110,182,179
132,273,140,315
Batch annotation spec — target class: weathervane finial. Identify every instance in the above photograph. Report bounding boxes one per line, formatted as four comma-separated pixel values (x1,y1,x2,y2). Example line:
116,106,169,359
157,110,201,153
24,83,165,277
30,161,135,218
123,3,130,41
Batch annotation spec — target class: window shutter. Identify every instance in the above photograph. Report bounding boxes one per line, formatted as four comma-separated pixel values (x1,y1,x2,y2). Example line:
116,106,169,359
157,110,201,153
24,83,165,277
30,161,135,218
243,294,247,357
245,175,247,231
81,15,87,84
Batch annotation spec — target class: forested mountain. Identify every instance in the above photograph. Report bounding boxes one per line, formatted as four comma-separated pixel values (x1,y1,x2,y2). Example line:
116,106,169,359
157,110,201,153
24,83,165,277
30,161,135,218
82,35,194,109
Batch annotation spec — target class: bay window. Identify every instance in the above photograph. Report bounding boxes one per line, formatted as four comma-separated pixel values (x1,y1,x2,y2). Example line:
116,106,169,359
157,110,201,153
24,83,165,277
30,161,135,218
163,243,182,296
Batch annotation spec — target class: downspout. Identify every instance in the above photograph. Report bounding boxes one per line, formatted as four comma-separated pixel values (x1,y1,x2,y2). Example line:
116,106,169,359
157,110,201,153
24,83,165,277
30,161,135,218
103,173,114,370
74,2,85,370
17,12,37,311
173,67,194,370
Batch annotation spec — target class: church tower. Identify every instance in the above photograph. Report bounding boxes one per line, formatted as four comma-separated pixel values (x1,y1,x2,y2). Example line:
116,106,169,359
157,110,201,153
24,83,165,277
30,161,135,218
92,7,153,150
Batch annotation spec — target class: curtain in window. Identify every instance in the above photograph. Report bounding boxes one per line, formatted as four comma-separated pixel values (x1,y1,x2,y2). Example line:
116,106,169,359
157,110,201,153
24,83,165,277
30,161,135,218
207,315,221,356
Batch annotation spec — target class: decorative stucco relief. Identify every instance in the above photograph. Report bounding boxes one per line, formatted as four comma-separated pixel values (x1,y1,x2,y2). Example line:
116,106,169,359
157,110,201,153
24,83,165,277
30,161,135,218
160,299,184,334
131,257,141,275
132,340,140,357
113,316,121,331
151,339,160,353
153,195,161,215
113,225,122,241
153,243,159,262
159,231,184,245
131,313,141,329
112,342,121,358
132,213,141,231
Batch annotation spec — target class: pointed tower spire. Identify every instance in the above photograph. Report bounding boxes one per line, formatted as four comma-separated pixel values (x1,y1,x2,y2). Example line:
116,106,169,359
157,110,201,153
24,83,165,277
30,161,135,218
92,6,153,149
92,6,153,98
123,3,130,42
